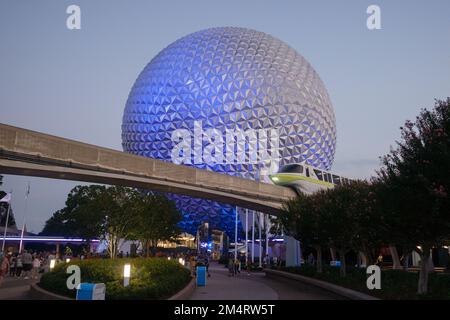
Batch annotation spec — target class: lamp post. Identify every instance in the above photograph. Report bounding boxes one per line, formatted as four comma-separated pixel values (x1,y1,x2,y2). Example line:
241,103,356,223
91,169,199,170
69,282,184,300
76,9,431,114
123,264,131,287
266,214,270,259
259,212,262,268
49,259,56,271
245,209,248,265
251,211,255,264
234,206,238,261
1,204,11,252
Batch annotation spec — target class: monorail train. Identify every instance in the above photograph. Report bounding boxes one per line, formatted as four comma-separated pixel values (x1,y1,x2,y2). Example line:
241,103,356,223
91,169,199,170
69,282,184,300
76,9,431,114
268,163,350,195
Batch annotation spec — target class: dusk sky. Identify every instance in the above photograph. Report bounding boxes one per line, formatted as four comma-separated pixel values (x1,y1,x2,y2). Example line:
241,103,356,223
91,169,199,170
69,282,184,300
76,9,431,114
1,0,449,233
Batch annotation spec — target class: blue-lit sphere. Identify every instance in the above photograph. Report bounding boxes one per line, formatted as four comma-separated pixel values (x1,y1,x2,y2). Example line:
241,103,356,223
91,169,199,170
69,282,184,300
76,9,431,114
122,27,336,236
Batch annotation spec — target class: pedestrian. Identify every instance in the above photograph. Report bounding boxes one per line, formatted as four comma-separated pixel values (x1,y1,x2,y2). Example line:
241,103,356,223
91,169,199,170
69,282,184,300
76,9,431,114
32,255,41,280
307,253,315,266
9,254,16,277
0,252,10,287
376,253,383,266
273,256,278,267
234,258,240,275
21,250,33,279
15,254,23,278
263,254,269,267
190,255,197,276
204,255,211,277
227,255,234,277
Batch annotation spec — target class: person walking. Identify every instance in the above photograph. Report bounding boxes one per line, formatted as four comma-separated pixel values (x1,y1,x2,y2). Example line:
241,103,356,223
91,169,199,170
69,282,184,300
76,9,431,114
263,254,269,267
190,255,197,277
228,255,235,277
21,250,33,279
234,258,240,276
307,253,315,266
0,252,10,287
15,254,23,278
9,254,16,277
204,254,211,277
32,255,41,280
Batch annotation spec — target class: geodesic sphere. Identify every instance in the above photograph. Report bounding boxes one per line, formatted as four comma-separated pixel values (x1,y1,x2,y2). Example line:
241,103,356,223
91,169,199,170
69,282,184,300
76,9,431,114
121,27,336,236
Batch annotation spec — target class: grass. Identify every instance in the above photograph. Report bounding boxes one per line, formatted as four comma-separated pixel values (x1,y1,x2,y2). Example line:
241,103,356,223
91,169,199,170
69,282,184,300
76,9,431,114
274,265,450,300
39,258,191,300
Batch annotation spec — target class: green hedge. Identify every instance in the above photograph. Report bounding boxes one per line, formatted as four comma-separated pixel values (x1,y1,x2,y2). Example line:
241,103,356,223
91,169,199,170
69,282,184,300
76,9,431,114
39,258,191,300
275,265,450,300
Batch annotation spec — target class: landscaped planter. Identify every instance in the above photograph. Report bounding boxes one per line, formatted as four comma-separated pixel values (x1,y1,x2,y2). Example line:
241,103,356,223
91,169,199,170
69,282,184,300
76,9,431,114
37,258,192,300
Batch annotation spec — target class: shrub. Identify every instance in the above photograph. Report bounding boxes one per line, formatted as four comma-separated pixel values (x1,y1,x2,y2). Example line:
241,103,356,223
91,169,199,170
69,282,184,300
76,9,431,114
39,258,191,300
276,265,450,300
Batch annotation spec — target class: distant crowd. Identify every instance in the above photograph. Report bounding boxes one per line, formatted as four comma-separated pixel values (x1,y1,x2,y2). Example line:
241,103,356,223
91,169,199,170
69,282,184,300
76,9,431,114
0,250,53,287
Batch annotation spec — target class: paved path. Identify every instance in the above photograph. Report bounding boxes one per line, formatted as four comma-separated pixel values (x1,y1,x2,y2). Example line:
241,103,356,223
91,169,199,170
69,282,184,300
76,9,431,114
190,262,342,300
1,263,343,300
0,277,34,300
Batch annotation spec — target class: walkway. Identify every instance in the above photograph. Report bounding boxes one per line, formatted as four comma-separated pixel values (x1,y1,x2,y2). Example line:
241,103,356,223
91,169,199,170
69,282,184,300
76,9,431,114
190,262,342,300
0,277,33,300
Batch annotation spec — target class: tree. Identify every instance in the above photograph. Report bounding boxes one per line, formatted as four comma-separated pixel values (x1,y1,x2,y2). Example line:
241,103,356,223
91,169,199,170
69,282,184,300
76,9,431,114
40,185,139,259
98,186,140,259
344,180,383,267
320,185,358,277
278,179,386,277
40,209,73,237
376,98,450,294
277,191,330,273
131,194,182,257
372,180,417,270
0,190,16,228
60,185,105,241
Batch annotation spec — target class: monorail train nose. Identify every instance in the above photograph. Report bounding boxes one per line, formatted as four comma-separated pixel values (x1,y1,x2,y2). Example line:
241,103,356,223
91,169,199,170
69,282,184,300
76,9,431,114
269,174,279,184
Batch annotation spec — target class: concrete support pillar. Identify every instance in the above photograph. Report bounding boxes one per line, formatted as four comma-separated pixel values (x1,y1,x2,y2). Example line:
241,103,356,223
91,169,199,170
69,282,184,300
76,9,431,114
285,235,301,267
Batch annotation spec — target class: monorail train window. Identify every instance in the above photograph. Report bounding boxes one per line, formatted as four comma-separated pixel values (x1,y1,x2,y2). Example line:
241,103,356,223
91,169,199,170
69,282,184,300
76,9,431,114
323,172,329,182
327,173,332,183
332,175,341,185
313,169,323,181
305,167,310,177
279,164,303,174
